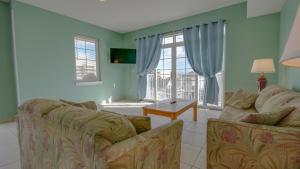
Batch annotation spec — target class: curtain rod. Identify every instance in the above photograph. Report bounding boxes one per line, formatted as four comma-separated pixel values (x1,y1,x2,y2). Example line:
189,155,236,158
134,19,226,41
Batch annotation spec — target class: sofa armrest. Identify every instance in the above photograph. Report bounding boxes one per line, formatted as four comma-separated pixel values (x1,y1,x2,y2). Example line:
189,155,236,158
125,115,151,134
97,120,183,169
207,118,300,169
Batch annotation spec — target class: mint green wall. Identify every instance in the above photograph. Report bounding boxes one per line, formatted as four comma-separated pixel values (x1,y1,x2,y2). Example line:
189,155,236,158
1,1,282,116
12,2,127,104
122,3,280,99
278,0,300,91
0,1,17,120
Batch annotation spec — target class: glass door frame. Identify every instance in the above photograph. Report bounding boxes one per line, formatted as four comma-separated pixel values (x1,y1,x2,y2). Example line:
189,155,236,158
145,32,224,109
145,32,199,102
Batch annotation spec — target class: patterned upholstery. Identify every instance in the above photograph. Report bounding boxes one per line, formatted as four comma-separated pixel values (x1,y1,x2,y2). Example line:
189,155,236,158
208,85,300,169
220,106,258,121
207,119,300,169
225,89,257,109
240,107,294,125
125,115,152,134
17,99,183,169
45,106,137,143
255,85,286,113
60,99,98,110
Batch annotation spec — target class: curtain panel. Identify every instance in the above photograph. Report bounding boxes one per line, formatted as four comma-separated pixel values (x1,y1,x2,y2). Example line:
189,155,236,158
183,21,225,106
136,34,163,100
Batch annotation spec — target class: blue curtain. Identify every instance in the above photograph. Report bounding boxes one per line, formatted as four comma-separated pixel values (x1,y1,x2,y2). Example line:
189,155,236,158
183,21,225,106
136,34,163,100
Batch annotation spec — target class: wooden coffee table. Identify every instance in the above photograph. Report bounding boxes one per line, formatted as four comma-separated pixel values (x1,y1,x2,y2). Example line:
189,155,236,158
143,99,197,121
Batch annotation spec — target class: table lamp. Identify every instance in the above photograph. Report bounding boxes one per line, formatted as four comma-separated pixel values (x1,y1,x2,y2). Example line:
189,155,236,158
280,4,300,68
251,59,275,91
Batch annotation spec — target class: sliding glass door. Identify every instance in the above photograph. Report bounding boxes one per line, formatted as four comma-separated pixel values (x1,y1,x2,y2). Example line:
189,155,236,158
145,33,224,107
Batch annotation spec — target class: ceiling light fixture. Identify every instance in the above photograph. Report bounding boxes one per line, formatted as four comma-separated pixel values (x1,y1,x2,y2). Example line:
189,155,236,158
98,0,106,2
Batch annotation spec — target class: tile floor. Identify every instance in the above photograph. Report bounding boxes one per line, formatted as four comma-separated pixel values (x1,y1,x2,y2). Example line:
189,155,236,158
0,102,221,169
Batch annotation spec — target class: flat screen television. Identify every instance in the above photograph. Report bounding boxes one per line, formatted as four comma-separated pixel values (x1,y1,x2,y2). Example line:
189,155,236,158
110,48,136,64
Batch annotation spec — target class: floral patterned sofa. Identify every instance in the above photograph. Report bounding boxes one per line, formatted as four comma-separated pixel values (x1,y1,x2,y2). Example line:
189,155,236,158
17,99,183,169
207,85,300,169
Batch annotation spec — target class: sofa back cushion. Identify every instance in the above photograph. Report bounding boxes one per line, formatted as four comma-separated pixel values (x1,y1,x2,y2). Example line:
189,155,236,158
278,97,300,127
259,91,299,113
20,99,67,117
255,85,286,112
60,99,98,110
20,99,138,143
225,89,258,109
45,106,137,143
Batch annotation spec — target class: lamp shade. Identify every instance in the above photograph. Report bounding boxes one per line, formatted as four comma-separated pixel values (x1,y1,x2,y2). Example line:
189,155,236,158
280,4,300,68
251,59,275,73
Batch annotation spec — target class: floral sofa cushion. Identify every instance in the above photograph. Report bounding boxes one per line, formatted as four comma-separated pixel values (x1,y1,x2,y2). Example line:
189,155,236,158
60,99,98,110
100,110,152,134
226,89,258,109
21,99,137,144
278,97,300,128
258,91,298,113
240,106,295,125
20,99,67,117
125,115,151,134
220,106,258,121
45,106,137,143
255,85,286,113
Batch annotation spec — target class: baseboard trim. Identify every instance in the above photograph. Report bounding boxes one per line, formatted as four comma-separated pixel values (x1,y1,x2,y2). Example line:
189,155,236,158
0,117,16,124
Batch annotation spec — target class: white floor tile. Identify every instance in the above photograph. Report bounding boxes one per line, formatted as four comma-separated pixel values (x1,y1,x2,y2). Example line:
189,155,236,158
182,130,205,147
193,149,206,169
191,167,200,169
0,125,19,167
0,161,20,169
180,162,192,169
181,143,201,165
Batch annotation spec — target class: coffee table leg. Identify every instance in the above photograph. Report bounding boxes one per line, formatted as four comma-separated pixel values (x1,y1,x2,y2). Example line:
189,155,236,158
143,109,148,117
193,102,197,122
171,114,177,121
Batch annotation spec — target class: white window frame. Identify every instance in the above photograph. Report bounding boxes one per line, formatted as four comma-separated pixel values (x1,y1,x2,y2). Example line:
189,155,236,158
73,35,102,86
145,32,225,109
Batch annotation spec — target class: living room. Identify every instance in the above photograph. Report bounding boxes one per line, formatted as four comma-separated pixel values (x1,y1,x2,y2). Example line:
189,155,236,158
1,0,300,168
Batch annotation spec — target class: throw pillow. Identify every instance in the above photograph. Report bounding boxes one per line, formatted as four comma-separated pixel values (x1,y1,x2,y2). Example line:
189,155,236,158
240,107,295,125
226,89,258,109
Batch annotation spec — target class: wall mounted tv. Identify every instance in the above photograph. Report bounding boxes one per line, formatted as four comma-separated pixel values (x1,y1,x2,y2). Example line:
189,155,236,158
110,48,136,64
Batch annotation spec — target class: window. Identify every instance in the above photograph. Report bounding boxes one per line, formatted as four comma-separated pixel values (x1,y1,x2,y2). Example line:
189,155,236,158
74,36,100,84
145,33,224,108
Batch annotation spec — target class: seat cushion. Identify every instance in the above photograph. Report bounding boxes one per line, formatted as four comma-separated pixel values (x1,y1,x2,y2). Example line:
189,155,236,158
220,106,258,121
240,106,295,125
45,106,137,143
255,85,286,112
225,89,257,109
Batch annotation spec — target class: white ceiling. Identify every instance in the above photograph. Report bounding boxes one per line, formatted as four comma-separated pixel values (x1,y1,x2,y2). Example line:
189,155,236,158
17,0,245,33
16,0,287,33
247,0,287,18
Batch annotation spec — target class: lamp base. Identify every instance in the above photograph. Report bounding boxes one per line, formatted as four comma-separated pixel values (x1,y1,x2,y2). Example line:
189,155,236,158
257,73,267,92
